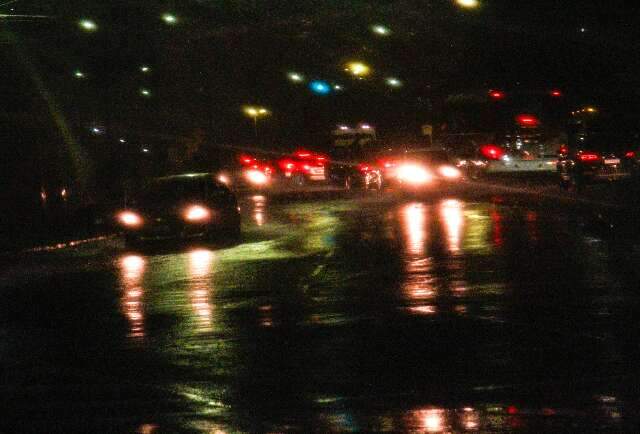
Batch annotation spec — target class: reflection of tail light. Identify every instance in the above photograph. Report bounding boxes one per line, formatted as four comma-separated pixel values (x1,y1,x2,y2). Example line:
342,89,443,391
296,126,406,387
480,145,505,160
578,152,600,162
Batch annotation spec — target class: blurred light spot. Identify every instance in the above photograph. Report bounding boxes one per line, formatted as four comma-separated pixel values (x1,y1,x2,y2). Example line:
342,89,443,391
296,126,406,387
287,71,304,82
386,77,402,87
345,61,371,77
73,70,85,78
140,88,151,97
371,24,391,36
162,13,177,24
78,19,97,31
309,80,331,95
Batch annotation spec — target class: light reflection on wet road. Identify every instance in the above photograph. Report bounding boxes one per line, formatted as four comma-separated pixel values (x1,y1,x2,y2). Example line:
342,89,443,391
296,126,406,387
2,190,640,432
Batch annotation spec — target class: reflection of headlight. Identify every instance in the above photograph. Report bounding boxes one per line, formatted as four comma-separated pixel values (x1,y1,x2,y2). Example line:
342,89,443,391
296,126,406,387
184,205,211,222
245,169,269,185
439,166,461,179
118,211,143,227
397,164,432,184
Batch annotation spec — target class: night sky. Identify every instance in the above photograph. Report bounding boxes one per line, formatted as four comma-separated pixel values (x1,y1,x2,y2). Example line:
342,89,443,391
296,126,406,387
2,1,640,206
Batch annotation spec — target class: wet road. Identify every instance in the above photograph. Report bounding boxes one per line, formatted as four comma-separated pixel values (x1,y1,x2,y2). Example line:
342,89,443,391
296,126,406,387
3,186,640,433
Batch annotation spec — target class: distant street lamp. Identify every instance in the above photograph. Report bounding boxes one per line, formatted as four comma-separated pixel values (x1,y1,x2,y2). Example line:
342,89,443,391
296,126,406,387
345,61,371,77
287,72,304,83
162,13,177,25
455,0,480,9
140,88,151,97
140,65,151,73
243,106,270,138
371,24,391,36
78,19,97,31
74,70,85,78
386,77,403,88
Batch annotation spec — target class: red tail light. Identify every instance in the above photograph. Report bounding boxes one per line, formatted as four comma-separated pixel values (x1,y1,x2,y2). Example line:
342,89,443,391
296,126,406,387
358,163,372,173
516,114,540,127
489,90,505,100
625,151,636,158
480,145,505,160
294,150,312,158
239,154,256,166
579,152,600,162
559,145,569,155
278,158,297,171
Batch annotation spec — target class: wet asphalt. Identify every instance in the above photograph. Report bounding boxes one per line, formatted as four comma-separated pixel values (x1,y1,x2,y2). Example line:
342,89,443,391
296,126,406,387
3,182,640,433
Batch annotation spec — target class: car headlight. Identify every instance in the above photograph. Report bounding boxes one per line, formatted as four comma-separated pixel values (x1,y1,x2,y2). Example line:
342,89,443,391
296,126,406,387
439,166,462,179
397,164,433,184
244,169,269,185
184,205,211,222
217,173,231,185
118,211,143,227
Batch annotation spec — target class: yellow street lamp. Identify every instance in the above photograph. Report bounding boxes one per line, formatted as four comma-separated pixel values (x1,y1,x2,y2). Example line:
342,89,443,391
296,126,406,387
455,0,480,9
243,106,270,138
345,61,371,78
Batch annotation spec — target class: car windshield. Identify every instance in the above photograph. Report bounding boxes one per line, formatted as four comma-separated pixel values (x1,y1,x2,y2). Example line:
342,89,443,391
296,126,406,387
135,177,208,204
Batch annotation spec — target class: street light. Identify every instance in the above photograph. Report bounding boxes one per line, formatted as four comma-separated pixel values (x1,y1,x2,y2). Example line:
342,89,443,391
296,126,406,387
78,19,97,31
140,88,151,97
243,106,270,138
455,0,480,8
74,70,85,79
345,61,371,77
162,13,177,25
386,77,402,88
371,24,391,36
287,72,304,83
140,65,151,73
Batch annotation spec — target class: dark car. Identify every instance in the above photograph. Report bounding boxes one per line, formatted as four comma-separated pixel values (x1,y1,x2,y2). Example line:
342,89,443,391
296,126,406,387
329,146,383,190
557,127,640,191
116,173,241,245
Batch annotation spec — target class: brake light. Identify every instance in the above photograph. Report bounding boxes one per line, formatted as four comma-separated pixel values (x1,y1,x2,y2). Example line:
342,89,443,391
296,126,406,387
489,90,505,100
358,163,372,172
239,154,256,165
625,151,636,158
516,114,540,127
294,150,312,158
579,152,600,162
559,145,568,155
480,145,505,160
